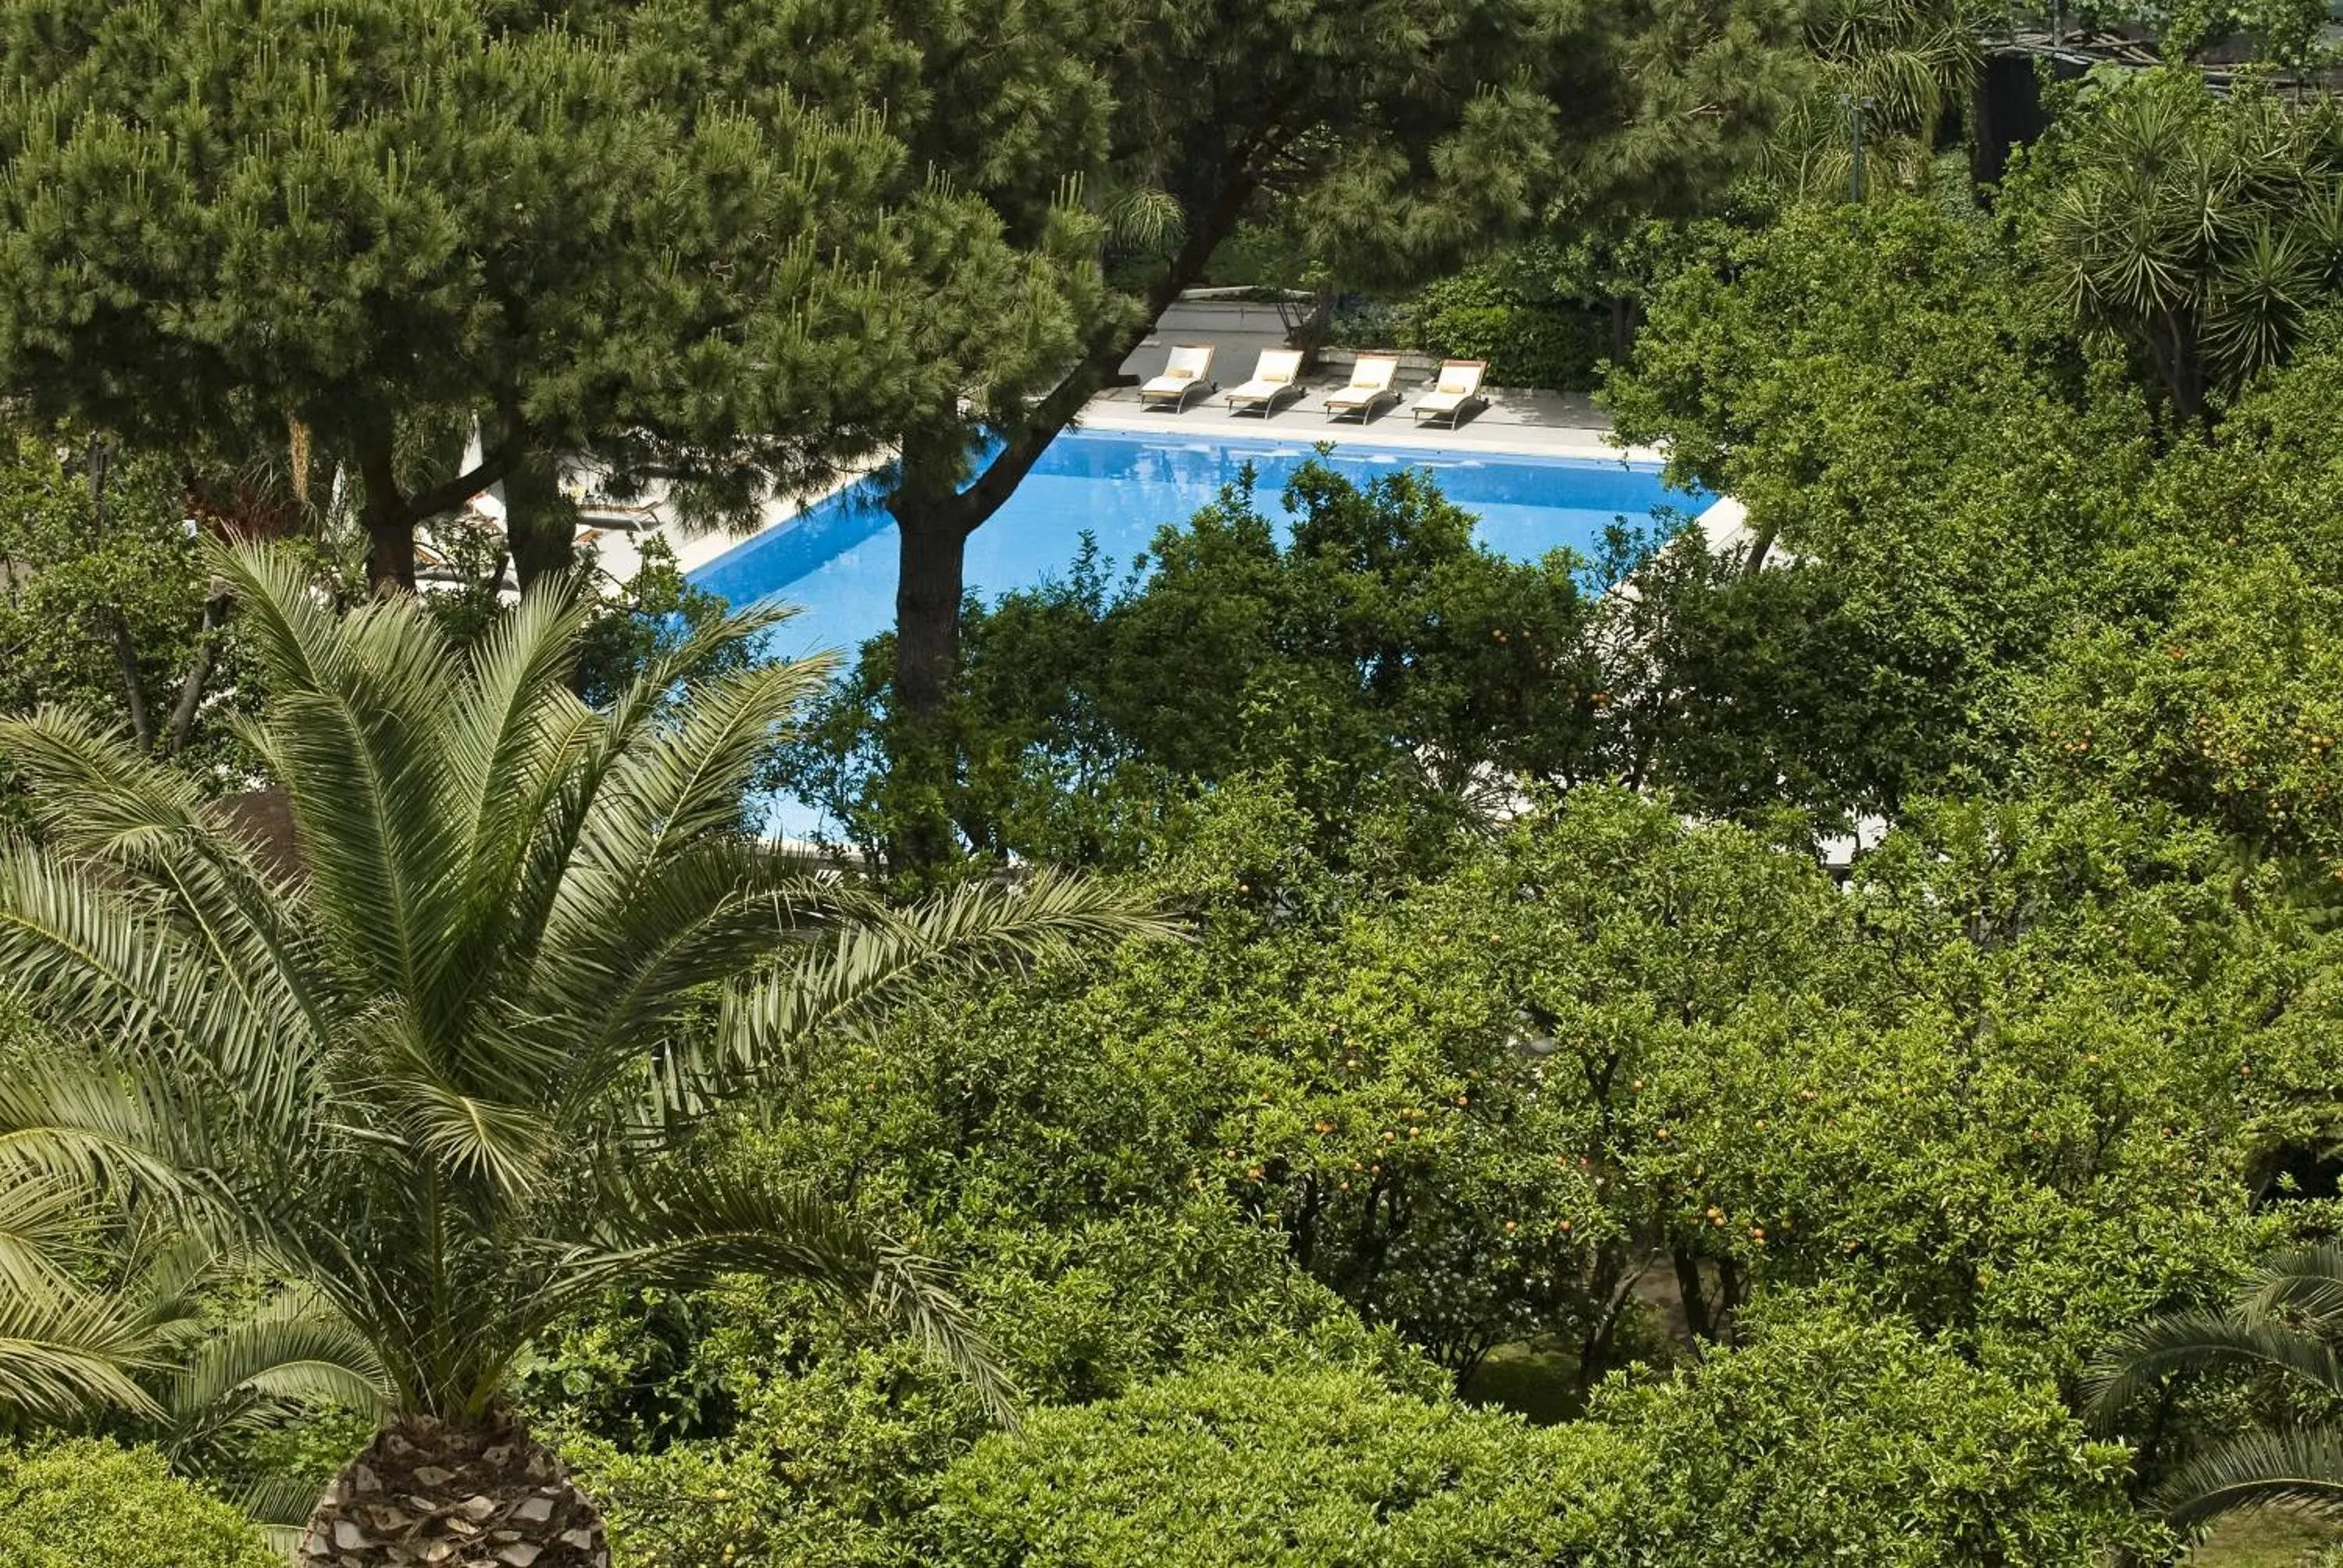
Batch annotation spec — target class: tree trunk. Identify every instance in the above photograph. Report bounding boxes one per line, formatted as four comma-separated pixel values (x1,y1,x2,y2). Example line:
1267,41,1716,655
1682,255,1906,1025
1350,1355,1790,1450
890,503,968,724
106,610,155,751
1671,1249,1714,1345
1713,1254,1743,1345
2155,308,2205,429
359,446,418,597
301,1412,609,1568
874,157,1273,871
502,453,578,596
885,501,971,869
356,427,520,597
1608,293,1641,366
162,586,233,757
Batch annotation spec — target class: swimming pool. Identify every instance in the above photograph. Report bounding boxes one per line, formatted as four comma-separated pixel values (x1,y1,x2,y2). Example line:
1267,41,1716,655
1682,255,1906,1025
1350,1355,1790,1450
687,429,1703,661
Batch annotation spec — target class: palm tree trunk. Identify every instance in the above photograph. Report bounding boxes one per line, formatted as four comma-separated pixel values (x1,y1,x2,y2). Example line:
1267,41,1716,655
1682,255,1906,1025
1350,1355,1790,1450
301,1412,608,1568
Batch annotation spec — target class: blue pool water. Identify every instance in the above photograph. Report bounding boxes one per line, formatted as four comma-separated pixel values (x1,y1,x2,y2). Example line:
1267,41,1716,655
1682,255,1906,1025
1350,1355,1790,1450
688,429,1704,663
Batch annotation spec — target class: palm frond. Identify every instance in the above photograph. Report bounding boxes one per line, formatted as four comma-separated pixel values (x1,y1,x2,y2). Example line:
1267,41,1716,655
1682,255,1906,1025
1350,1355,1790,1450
708,868,1175,1080
116,1223,243,1345
2156,1428,2343,1531
376,1066,558,1199
0,1174,99,1300
0,1046,198,1201
535,843,851,1112
204,543,359,708
536,1167,1017,1427
496,598,804,984
2241,1242,2343,1323
0,1283,166,1422
2087,1310,2343,1427
0,745,320,1121
160,1287,387,1455
247,682,463,1016
442,577,599,954
232,1473,330,1552
212,547,469,1019
0,845,298,1112
584,656,834,876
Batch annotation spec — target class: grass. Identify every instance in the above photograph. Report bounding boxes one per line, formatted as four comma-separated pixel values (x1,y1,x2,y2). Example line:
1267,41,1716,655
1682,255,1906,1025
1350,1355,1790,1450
1459,1342,1582,1425
2189,1510,2340,1567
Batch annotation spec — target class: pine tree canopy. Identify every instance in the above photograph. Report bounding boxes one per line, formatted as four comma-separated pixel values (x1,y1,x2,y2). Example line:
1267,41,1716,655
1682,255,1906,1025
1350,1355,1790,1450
0,0,1103,585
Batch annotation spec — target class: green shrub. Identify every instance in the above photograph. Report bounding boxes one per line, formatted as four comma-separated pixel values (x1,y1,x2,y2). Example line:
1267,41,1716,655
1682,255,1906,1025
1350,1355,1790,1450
0,1440,277,1568
922,1310,2161,1568
558,1337,989,1568
1400,251,1608,390
1592,1303,2165,1566
928,1364,1639,1568
537,1203,1428,1568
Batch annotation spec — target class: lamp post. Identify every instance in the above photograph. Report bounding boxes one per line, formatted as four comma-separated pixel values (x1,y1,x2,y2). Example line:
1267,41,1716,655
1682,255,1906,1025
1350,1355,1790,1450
1846,94,1876,203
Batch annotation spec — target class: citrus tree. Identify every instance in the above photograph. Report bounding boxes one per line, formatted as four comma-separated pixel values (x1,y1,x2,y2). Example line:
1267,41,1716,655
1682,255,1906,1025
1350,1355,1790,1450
0,545,1164,1567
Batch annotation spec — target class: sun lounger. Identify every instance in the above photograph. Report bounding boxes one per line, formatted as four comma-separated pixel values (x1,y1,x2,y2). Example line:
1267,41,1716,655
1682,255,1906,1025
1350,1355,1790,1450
1138,344,1216,412
1410,360,1488,429
1322,354,1401,422
1224,349,1305,417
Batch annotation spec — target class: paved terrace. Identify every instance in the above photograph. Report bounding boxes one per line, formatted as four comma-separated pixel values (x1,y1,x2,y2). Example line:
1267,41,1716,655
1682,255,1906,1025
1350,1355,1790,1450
1110,298,1652,462
1081,380,1647,464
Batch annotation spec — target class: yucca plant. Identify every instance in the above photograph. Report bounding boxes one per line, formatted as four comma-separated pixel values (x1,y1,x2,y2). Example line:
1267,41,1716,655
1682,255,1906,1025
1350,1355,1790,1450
2088,1240,2343,1532
0,545,1167,1568
2019,71,2343,423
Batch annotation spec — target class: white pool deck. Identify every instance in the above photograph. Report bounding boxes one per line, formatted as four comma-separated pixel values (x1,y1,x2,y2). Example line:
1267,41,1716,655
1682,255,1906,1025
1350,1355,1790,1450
1080,383,1657,463
601,383,1681,584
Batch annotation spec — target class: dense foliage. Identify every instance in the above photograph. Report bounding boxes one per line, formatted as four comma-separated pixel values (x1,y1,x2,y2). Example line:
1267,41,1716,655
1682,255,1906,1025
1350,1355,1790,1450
0,1441,277,1568
5,9,2343,1564
778,461,1614,866
0,0,1095,590
0,428,253,777
1396,248,1611,392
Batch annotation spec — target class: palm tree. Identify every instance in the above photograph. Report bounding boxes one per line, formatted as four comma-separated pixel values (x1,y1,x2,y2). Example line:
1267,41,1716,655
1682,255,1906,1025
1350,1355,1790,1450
0,1066,388,1547
0,545,1166,1568
2088,1240,2343,1533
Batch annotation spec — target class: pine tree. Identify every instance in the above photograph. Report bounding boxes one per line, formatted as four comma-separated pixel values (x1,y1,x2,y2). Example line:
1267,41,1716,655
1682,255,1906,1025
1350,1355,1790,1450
0,0,1097,592
670,0,1813,865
